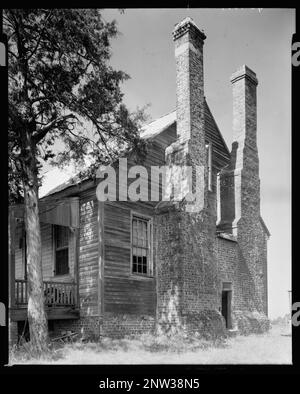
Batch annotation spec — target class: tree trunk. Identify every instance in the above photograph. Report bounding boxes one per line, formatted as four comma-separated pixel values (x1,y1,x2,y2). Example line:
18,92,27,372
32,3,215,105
22,135,49,354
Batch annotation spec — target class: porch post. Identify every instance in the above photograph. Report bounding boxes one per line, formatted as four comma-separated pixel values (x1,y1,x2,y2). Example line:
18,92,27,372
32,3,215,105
8,208,16,308
74,227,80,308
98,201,105,316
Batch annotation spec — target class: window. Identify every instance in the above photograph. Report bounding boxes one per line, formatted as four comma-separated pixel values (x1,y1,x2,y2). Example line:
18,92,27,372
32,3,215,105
54,225,69,275
131,215,152,276
206,142,212,191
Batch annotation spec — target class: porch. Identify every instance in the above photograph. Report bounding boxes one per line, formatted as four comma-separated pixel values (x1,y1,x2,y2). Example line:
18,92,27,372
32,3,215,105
11,279,79,321
9,198,81,322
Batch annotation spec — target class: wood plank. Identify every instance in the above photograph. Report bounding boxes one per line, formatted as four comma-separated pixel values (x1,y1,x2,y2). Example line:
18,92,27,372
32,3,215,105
10,306,80,321
77,194,100,317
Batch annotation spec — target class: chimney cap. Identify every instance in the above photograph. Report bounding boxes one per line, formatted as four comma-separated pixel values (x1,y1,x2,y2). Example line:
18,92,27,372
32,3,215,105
230,65,258,86
173,16,206,41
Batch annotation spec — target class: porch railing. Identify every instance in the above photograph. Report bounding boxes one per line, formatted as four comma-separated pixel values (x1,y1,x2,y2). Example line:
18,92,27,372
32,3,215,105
15,279,77,307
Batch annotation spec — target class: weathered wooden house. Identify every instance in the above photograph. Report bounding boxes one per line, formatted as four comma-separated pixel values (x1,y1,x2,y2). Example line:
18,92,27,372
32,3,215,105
9,17,270,343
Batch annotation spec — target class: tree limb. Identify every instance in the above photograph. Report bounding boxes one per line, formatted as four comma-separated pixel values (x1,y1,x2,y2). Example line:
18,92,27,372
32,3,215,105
32,114,77,143
26,10,53,62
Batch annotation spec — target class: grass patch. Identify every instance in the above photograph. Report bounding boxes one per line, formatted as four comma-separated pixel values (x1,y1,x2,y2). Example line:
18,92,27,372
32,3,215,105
9,324,291,365
139,332,226,353
10,332,226,364
10,339,64,364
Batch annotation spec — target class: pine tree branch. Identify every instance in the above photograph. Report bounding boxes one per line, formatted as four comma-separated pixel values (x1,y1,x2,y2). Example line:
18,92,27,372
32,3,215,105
32,114,77,143
26,10,53,62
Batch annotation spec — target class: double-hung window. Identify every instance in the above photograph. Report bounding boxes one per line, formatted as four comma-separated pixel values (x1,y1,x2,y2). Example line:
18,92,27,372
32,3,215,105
131,215,153,276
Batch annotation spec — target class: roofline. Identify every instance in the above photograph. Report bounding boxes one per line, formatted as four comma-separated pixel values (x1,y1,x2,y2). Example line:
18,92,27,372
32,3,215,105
142,119,176,141
260,216,271,237
204,99,230,156
43,100,230,198
43,118,177,198
143,109,176,128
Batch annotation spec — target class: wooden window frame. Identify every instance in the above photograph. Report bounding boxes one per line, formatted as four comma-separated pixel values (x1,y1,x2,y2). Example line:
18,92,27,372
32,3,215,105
130,212,153,277
53,224,70,276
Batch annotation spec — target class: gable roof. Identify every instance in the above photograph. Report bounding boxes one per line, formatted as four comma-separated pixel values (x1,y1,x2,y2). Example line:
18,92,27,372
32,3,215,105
40,99,230,198
203,99,230,169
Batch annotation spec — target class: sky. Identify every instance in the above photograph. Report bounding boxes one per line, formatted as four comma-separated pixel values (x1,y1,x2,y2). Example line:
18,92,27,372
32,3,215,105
99,8,294,319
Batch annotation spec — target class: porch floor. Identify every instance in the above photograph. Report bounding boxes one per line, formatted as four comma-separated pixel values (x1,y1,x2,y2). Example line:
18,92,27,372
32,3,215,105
10,305,80,321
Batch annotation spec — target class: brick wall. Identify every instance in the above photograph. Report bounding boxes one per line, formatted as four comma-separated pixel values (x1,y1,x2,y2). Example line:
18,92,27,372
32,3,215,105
9,318,18,348
48,313,155,340
216,228,269,333
101,313,155,338
50,316,101,340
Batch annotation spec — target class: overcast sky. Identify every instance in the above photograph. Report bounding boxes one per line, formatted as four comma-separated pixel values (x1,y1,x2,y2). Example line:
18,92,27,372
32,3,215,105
99,8,294,319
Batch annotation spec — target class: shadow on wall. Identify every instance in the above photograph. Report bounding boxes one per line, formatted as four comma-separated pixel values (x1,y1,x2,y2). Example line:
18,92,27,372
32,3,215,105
157,282,182,335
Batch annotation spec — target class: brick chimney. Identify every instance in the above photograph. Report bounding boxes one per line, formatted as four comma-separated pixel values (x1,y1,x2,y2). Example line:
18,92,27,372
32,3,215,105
162,17,207,211
155,19,224,336
171,17,207,169
218,65,260,234
231,65,259,172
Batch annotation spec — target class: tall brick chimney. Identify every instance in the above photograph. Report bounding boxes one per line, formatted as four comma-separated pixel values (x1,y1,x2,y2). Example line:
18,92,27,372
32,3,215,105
231,65,259,173
155,19,224,336
218,65,268,316
169,17,206,168
231,65,260,229
218,65,260,234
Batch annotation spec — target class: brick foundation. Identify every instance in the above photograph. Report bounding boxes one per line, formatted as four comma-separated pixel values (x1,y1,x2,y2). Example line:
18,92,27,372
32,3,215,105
157,309,227,339
8,318,18,348
50,316,101,340
101,313,155,338
48,313,155,340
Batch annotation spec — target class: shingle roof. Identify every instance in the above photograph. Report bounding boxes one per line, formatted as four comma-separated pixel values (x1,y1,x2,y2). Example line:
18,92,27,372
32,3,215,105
140,110,176,140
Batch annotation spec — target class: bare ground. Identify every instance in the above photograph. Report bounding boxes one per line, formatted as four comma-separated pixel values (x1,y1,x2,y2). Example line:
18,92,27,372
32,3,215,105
10,324,292,365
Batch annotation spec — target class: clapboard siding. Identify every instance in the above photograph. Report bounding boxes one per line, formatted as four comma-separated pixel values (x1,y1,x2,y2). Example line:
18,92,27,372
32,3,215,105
104,202,156,315
105,277,156,314
123,128,176,209
78,188,99,316
204,100,230,170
